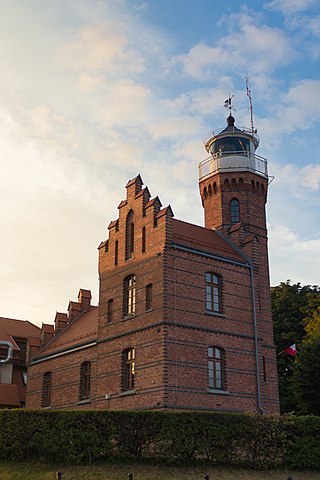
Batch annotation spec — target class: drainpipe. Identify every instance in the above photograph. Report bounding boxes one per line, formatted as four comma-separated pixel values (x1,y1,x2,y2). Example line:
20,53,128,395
249,265,264,414
0,340,13,364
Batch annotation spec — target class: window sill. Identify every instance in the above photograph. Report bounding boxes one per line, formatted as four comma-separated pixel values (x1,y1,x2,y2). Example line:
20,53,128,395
145,308,153,313
78,398,91,405
207,388,230,395
119,389,136,397
122,314,136,321
205,310,225,318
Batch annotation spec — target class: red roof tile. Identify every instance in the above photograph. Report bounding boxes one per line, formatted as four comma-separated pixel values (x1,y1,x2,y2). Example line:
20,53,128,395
34,307,98,360
172,219,246,263
0,317,41,348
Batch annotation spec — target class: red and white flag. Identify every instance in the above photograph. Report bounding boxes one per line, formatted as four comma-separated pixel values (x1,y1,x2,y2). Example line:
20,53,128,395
284,343,297,356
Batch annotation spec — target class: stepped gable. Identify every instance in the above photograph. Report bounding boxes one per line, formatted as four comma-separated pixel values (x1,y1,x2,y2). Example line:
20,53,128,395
172,218,247,263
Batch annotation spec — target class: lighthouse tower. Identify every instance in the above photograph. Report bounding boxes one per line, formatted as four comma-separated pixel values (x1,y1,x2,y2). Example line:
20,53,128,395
198,102,278,412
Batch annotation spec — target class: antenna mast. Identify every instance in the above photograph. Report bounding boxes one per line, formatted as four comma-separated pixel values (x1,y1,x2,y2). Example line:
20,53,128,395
246,76,255,134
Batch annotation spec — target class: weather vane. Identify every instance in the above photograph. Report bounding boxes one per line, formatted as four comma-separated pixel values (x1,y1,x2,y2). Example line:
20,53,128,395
223,94,235,116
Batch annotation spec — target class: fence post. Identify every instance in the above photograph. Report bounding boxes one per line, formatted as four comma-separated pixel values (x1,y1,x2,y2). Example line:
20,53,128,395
56,472,62,480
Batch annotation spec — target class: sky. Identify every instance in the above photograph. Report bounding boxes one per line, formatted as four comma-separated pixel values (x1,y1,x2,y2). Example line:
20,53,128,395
0,0,320,327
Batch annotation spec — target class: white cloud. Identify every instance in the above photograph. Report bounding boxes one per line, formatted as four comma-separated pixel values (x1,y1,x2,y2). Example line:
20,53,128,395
177,13,293,80
265,0,317,15
269,224,320,287
147,115,203,140
301,165,320,190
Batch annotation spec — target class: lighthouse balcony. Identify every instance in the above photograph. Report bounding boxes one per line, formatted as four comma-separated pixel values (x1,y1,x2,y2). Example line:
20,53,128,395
199,151,268,181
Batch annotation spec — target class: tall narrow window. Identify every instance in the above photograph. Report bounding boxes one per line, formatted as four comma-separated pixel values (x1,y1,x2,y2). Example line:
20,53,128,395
123,348,135,391
208,347,224,390
107,299,113,324
125,210,134,260
79,361,91,401
146,283,153,311
205,273,222,313
142,226,146,253
230,198,240,223
42,371,52,407
124,275,136,316
114,240,118,266
262,356,267,382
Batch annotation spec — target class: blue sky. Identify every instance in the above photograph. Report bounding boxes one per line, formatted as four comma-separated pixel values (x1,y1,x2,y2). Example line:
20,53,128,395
0,0,319,325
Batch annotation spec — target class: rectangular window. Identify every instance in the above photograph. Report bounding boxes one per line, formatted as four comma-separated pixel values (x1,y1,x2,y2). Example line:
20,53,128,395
123,348,135,391
208,347,224,390
107,299,113,324
263,356,267,382
146,283,153,311
42,371,52,407
124,275,136,316
205,273,222,313
142,226,146,253
79,361,91,401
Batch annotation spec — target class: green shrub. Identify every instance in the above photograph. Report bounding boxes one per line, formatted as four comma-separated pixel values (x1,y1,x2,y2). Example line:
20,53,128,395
0,409,319,468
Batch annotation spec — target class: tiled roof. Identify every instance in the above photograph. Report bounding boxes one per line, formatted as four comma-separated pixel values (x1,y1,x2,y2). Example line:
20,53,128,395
172,219,247,263
0,317,41,349
33,306,98,360
0,383,20,407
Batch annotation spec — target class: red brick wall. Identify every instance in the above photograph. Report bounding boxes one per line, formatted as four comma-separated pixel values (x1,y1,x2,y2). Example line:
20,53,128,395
26,172,279,413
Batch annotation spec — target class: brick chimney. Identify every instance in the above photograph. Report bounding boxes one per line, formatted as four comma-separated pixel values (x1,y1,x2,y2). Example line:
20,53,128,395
40,323,55,346
54,312,68,334
78,289,92,312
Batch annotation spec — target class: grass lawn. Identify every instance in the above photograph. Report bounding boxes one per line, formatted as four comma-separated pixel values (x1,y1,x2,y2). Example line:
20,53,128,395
0,462,318,480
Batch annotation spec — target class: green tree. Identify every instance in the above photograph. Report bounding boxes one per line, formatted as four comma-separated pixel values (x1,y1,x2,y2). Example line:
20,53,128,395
271,280,320,413
292,334,320,415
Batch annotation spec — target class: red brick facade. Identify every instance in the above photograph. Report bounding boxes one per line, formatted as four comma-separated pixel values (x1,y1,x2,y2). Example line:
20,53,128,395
26,119,279,413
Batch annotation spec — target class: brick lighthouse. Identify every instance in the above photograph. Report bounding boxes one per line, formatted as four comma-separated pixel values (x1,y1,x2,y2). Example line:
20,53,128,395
198,99,278,412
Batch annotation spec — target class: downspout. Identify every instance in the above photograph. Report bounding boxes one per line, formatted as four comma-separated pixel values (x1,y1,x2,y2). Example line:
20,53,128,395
249,265,264,414
0,340,14,364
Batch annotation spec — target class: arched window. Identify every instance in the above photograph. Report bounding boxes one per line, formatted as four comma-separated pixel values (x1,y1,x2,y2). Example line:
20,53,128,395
124,274,136,316
122,348,135,391
230,198,240,223
142,226,146,253
213,182,217,194
125,210,134,260
203,187,208,199
205,273,222,313
42,371,52,407
79,361,91,401
208,347,225,390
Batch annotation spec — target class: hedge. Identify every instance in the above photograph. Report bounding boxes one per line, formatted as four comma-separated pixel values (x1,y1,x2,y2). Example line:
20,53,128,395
0,410,319,469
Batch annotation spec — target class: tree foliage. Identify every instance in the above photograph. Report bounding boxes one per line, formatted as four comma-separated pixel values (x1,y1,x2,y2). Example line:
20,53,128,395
271,280,320,414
